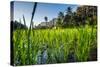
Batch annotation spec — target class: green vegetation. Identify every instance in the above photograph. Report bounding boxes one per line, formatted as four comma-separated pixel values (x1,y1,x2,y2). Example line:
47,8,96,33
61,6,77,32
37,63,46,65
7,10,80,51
13,25,97,65
11,2,97,66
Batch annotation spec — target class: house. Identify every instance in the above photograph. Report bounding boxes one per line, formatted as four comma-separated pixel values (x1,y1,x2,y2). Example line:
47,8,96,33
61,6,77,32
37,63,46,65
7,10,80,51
37,18,57,29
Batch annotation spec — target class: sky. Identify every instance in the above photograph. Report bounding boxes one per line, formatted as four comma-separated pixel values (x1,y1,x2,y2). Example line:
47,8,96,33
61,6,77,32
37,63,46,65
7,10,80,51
13,1,79,27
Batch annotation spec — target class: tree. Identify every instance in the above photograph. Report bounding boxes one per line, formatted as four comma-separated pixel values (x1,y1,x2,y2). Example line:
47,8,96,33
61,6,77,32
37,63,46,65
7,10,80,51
11,20,28,31
44,16,48,26
76,6,97,26
56,12,64,27
58,12,64,19
87,6,97,25
67,7,72,16
63,7,73,27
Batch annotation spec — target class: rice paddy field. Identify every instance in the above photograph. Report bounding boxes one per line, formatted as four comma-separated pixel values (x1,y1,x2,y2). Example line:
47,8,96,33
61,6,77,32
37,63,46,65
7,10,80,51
13,26,97,65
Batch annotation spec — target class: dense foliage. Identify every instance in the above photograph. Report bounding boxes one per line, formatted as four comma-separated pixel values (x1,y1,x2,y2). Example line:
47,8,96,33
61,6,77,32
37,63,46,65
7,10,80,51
11,20,28,31
13,25,97,65
58,6,97,28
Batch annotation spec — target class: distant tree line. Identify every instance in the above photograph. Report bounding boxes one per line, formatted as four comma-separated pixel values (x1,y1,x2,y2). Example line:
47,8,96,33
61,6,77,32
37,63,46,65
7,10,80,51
11,20,28,31
12,5,97,30
56,5,97,28
42,5,97,29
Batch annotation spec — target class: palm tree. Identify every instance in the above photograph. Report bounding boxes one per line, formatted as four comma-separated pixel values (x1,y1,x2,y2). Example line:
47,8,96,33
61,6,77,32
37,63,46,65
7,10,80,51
56,12,64,27
63,7,73,27
44,16,48,27
67,7,72,16
58,12,64,19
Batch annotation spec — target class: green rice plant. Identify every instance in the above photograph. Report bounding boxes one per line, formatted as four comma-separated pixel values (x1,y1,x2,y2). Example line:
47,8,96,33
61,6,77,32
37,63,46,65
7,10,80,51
13,25,97,65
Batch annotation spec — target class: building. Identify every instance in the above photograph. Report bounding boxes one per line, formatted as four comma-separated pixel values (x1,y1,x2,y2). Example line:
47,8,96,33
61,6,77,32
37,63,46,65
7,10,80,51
37,18,57,28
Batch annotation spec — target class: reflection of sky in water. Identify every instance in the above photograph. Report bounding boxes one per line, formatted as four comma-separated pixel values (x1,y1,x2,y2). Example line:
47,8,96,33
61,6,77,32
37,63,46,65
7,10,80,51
13,1,79,27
